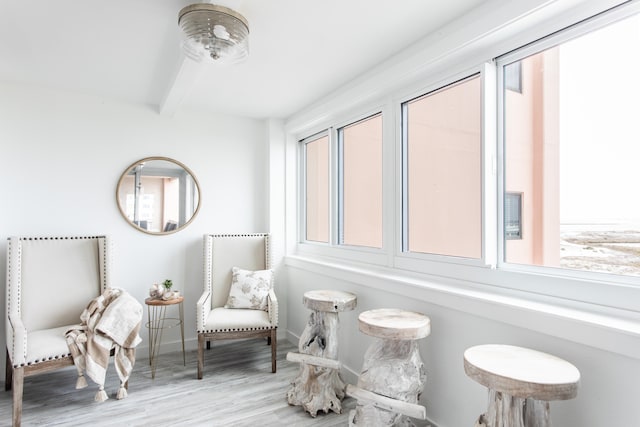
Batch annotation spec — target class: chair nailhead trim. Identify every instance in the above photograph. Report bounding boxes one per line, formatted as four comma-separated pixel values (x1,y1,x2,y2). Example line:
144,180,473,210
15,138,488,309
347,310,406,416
15,353,72,368
200,326,277,333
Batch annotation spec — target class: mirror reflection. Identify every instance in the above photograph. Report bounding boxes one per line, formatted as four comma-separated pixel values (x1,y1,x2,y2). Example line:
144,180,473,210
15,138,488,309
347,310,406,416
116,157,201,234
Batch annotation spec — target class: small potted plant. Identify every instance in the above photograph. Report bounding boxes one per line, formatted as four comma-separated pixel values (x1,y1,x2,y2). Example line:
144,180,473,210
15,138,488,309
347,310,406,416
161,279,179,300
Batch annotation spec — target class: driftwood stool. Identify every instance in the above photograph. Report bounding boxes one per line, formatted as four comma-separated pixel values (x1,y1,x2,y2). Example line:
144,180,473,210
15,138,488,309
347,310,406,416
464,344,580,427
286,289,357,416
347,308,430,426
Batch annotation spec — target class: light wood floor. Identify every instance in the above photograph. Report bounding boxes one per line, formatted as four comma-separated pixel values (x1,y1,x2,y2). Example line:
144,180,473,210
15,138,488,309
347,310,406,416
2,339,358,427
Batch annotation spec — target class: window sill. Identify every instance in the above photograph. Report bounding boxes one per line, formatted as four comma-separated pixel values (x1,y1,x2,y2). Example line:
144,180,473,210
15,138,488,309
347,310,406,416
285,254,640,360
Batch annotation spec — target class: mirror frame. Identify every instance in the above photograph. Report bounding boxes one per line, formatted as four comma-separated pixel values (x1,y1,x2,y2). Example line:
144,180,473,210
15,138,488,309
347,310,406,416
116,156,202,235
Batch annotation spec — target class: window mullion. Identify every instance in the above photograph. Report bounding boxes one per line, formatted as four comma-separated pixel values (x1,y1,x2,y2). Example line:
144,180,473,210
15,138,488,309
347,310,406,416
329,127,340,246
336,127,344,245
400,102,409,254
482,62,498,268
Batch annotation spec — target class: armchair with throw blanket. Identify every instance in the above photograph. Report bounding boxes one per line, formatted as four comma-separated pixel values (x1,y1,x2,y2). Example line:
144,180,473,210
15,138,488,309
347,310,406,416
4,235,140,427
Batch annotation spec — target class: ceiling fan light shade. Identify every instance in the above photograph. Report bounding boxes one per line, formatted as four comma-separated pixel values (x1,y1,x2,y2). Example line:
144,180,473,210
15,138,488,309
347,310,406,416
178,4,249,64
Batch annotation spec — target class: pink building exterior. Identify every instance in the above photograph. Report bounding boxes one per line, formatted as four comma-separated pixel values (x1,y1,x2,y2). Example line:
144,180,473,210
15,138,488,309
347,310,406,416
505,49,560,267
406,75,482,259
305,51,561,265
305,135,329,242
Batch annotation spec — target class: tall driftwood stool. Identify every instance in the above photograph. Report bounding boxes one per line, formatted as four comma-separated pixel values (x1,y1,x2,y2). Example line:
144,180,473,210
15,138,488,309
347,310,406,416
347,308,430,426
464,344,580,427
286,289,357,417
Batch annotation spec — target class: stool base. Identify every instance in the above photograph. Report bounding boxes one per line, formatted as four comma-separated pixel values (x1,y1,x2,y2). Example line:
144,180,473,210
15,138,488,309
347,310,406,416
475,389,550,427
350,338,425,427
287,311,346,416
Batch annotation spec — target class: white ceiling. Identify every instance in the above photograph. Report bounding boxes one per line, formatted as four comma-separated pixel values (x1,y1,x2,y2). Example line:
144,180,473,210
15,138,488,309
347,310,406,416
0,0,489,119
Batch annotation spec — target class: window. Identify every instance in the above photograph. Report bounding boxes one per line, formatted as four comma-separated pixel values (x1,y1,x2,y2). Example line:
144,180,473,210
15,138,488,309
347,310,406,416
505,192,522,240
338,113,383,248
294,3,640,295
504,61,522,93
304,134,329,243
501,12,640,277
403,75,482,259
290,1,640,331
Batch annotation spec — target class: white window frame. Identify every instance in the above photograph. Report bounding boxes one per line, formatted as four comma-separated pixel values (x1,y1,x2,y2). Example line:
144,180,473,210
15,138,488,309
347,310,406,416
393,65,496,275
299,130,331,246
337,111,384,249
495,1,640,309
296,106,392,266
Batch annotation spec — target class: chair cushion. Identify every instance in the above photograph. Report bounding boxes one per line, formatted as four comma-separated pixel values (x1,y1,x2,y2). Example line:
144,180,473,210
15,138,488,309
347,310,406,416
24,326,74,365
223,267,273,311
204,307,272,331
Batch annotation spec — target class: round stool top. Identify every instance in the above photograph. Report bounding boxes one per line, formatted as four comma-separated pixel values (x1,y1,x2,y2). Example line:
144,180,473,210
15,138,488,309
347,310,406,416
145,296,184,306
464,344,580,401
358,308,430,340
303,290,357,312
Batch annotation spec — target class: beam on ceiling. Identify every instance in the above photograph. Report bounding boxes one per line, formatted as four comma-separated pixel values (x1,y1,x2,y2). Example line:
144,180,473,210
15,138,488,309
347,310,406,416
158,53,205,116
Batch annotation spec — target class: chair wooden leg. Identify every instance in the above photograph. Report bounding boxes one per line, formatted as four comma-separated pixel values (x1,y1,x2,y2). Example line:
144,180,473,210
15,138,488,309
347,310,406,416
197,334,205,380
271,329,277,373
12,366,24,427
5,349,12,391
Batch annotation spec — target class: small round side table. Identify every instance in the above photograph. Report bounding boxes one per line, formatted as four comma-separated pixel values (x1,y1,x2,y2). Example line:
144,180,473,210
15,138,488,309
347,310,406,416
145,296,186,379
464,344,580,427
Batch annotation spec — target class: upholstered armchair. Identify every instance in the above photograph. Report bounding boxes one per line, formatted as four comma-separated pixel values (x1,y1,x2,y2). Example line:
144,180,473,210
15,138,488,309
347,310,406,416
196,233,278,379
5,236,111,427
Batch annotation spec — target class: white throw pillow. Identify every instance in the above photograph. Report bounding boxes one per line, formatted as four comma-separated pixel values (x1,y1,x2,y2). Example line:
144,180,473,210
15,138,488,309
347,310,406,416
224,267,273,310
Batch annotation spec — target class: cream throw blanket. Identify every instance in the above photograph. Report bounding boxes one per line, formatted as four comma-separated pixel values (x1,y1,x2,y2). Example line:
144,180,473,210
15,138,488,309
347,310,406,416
65,288,142,402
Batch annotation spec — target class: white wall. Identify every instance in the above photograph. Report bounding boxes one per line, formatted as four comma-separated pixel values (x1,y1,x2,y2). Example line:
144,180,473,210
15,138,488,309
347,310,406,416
0,81,276,364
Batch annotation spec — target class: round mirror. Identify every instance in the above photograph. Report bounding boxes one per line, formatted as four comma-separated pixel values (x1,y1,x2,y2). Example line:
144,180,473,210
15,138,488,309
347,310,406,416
116,157,201,235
